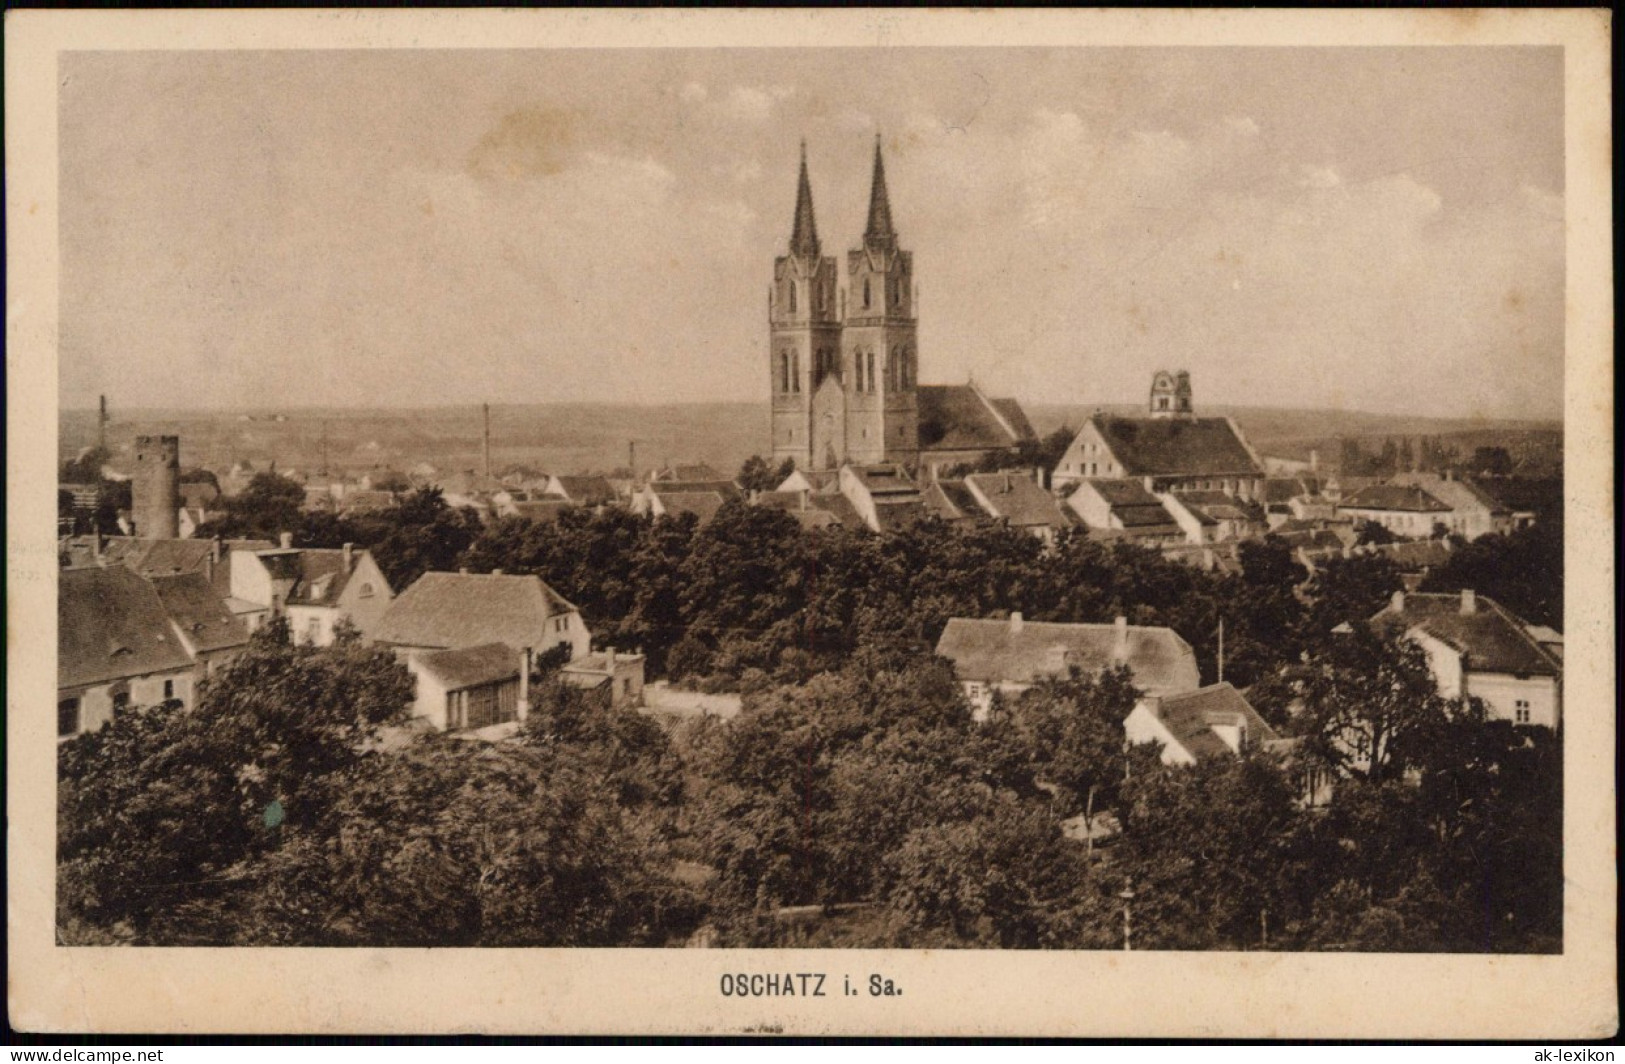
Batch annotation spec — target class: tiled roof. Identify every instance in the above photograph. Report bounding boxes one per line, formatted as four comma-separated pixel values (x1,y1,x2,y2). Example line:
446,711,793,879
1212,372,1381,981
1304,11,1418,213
1090,415,1263,477
921,480,981,522
281,548,360,607
1176,490,1262,524
1277,529,1346,551
1262,477,1324,504
815,493,867,531
1340,484,1450,513
651,479,742,500
563,650,646,676
935,617,1200,694
373,571,578,650
1371,592,1559,677
508,500,574,523
848,464,917,496
1388,474,1508,515
416,642,521,691
989,398,1037,441
1153,683,1278,762
655,491,728,525
965,472,1063,528
550,475,618,505
656,464,725,482
149,572,250,655
340,490,397,514
872,499,928,533
790,508,842,531
917,385,1035,452
59,564,195,689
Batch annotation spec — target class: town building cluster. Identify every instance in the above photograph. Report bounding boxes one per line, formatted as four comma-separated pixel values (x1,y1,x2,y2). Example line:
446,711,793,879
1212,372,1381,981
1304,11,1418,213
58,141,1559,778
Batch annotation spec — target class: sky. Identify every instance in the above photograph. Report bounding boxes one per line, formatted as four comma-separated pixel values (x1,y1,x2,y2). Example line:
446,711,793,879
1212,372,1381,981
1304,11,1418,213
58,47,1565,419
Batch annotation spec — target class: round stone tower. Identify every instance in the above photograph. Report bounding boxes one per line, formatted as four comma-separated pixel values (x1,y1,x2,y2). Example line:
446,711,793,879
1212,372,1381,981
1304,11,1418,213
133,435,181,539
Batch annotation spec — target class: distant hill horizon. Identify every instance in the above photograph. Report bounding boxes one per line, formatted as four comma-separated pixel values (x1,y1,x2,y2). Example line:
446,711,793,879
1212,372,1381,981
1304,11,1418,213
59,399,1563,480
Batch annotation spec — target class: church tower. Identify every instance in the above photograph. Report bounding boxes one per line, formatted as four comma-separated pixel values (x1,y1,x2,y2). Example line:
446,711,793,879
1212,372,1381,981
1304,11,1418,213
838,137,918,467
770,142,841,470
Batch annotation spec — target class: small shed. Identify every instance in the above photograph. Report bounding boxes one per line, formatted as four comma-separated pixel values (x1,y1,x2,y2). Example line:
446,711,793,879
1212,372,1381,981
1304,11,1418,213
409,642,530,732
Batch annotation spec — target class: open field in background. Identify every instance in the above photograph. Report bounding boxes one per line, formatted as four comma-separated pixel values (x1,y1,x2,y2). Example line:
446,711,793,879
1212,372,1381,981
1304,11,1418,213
59,401,1563,480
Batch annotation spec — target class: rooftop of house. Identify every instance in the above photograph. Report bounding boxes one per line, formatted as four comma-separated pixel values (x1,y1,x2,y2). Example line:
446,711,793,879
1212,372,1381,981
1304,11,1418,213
871,498,929,533
648,479,742,499
149,571,251,655
416,642,521,691
846,463,919,496
921,479,982,522
776,469,839,493
59,564,195,689
935,615,1200,693
1388,473,1509,515
964,472,1063,528
1078,478,1181,531
373,571,579,650
1276,528,1347,552
506,499,575,523
1371,591,1560,677
1340,483,1451,513
654,490,729,526
1261,476,1326,504
1175,490,1263,524
654,463,726,483
1089,414,1263,478
562,649,646,675
548,475,619,505
1149,682,1278,761
917,384,1036,453
338,490,397,514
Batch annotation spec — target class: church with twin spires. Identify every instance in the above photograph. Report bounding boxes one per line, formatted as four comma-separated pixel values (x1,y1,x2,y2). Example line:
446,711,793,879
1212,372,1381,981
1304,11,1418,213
769,138,1035,473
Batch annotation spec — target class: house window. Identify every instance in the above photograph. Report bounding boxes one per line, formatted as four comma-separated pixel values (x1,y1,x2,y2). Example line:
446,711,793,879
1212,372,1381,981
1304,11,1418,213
306,618,321,644
163,679,174,701
1514,700,1532,725
57,698,80,738
359,582,374,599
112,691,130,712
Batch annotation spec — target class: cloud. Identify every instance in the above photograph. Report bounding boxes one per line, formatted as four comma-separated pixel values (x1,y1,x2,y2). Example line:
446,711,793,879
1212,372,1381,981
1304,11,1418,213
466,108,580,180
1297,164,1341,190
723,86,776,123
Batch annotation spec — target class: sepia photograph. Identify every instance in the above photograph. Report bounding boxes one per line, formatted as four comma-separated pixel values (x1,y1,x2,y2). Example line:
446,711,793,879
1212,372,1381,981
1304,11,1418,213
7,8,1615,1038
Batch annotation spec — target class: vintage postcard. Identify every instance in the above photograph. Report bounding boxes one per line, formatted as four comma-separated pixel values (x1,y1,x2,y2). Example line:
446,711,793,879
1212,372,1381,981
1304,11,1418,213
6,8,1615,1038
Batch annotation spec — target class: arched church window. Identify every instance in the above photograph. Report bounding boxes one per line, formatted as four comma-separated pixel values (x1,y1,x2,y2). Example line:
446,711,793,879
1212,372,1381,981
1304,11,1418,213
792,352,801,392
863,278,871,309
866,351,877,393
789,282,797,314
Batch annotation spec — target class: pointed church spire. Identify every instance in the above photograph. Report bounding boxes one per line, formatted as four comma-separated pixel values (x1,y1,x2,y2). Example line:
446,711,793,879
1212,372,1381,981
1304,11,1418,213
789,140,821,258
863,134,896,251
